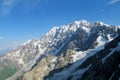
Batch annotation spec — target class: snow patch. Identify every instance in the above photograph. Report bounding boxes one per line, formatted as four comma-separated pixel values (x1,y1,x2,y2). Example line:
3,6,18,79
18,53,25,65
72,51,86,62
102,43,120,64
21,40,32,46
33,41,40,47
109,72,115,80
107,34,113,41
71,64,91,80
95,36,107,48
73,20,90,30
74,20,89,25
52,36,72,55
46,27,59,36
51,57,57,63
19,58,24,64
51,44,104,80
95,21,110,26
81,26,90,33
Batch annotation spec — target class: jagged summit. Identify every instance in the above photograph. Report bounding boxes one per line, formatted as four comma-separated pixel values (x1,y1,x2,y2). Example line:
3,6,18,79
93,21,110,26
45,20,111,36
45,20,109,36
21,39,40,46
73,19,89,25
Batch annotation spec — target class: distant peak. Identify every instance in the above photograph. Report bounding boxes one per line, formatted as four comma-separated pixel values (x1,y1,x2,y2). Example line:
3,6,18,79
45,26,60,37
74,19,88,24
21,40,32,46
21,39,40,46
51,26,59,31
118,26,120,28
73,20,90,26
94,21,109,26
80,19,88,23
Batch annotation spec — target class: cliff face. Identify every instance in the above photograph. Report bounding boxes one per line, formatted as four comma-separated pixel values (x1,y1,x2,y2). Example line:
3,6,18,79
69,35,120,80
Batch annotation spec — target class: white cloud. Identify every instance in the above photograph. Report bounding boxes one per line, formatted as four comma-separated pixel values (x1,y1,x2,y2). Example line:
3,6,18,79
107,0,120,4
0,0,17,15
0,0,41,15
0,41,20,53
11,41,20,49
0,46,4,50
0,36,3,39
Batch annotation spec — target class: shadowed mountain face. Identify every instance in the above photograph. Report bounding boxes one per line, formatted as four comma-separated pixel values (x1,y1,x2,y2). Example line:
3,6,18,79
67,35,120,80
0,20,120,80
42,35,120,80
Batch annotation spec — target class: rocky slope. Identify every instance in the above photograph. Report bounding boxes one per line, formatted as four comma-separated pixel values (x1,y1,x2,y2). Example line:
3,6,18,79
0,20,120,80
48,34,120,80
21,36,120,80
80,35,120,80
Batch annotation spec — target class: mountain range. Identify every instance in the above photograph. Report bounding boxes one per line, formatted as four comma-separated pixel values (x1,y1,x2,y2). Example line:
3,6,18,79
0,20,120,80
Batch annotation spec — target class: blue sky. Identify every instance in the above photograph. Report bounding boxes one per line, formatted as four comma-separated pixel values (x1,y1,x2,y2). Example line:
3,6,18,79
0,0,120,52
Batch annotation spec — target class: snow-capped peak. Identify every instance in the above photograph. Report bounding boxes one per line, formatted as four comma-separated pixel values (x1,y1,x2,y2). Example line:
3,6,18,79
118,26,120,28
74,19,90,26
51,26,60,32
45,26,59,36
21,40,32,46
21,39,40,48
94,21,110,26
